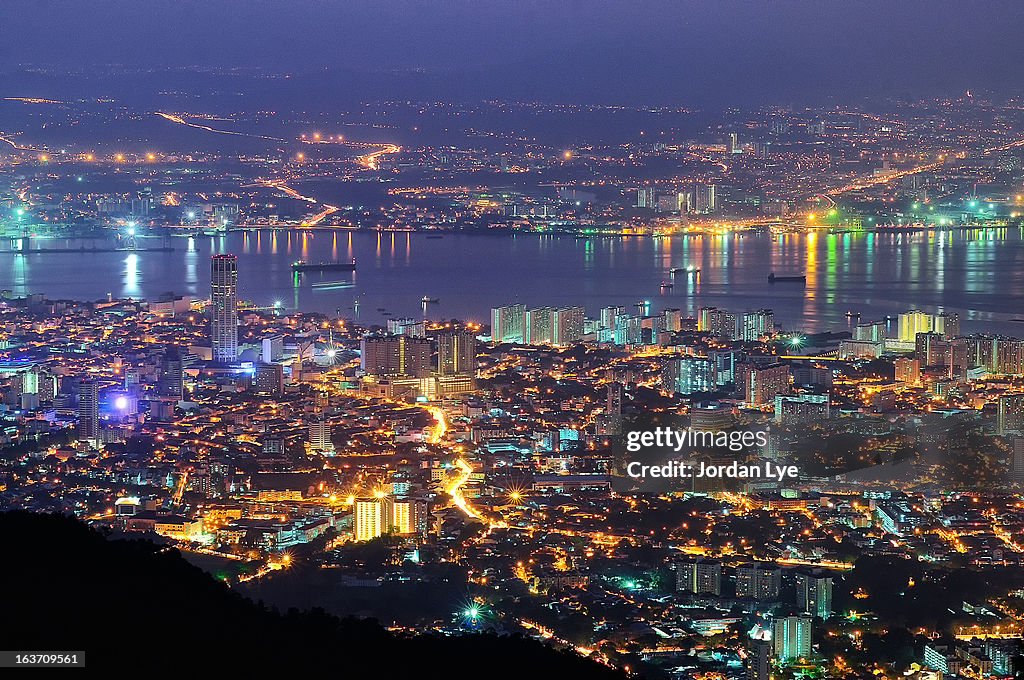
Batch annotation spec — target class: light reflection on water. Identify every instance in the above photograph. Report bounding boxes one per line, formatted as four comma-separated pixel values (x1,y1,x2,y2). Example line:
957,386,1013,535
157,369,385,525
0,228,1021,334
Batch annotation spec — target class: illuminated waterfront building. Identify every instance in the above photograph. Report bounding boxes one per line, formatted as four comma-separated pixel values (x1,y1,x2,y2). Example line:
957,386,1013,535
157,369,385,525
741,309,774,341
490,304,526,343
551,306,585,346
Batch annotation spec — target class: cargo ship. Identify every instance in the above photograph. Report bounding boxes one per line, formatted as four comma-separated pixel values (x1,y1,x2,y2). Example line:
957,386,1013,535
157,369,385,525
767,272,806,283
291,259,357,273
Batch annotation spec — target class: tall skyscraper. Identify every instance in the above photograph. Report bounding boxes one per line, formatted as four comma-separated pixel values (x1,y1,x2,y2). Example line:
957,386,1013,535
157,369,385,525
491,304,526,343
796,570,833,618
210,254,239,363
437,330,477,376
78,379,99,442
772,616,812,661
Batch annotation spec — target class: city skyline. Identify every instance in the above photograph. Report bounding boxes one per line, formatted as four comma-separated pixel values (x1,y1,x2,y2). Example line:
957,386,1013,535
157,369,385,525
4,3,1024,678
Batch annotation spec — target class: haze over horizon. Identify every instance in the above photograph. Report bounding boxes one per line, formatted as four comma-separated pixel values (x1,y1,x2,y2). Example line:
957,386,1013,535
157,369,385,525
2,0,1024,107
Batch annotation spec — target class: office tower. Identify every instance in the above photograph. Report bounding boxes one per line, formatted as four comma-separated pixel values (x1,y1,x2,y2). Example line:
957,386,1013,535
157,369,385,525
998,394,1024,435
387,317,427,337
354,498,384,542
663,357,715,395
736,563,782,601
728,132,740,154
693,183,717,213
676,559,722,595
437,330,477,376
772,616,812,661
551,306,585,346
78,379,99,442
210,254,239,363
636,187,655,208
699,307,736,340
308,419,334,454
738,363,790,405
254,363,284,397
748,634,772,680
774,394,830,424
360,334,432,377
796,571,833,618
525,307,554,345
741,309,775,341
894,357,921,384
491,303,526,343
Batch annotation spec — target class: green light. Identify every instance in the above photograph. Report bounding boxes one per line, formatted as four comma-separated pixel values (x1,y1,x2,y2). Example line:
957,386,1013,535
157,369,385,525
911,203,920,210
789,335,805,348
969,201,978,208
827,209,837,217
465,607,479,619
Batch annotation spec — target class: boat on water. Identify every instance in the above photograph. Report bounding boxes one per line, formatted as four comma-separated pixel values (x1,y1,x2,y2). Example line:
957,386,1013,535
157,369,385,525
660,281,674,290
422,296,439,304
846,310,861,319
767,272,806,283
291,258,357,273
669,266,700,275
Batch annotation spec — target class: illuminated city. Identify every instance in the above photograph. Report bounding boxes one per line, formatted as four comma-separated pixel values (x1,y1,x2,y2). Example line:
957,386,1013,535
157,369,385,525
4,1,1024,677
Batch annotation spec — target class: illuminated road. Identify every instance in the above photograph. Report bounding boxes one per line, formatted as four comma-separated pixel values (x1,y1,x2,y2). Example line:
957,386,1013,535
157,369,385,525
259,180,339,226
155,111,285,141
426,405,488,522
356,143,400,170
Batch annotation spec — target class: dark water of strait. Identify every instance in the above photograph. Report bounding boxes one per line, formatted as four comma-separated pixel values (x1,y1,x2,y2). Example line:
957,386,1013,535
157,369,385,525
2,228,1023,335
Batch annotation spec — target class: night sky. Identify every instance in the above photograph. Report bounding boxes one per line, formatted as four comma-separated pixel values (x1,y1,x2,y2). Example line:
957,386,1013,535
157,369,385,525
2,0,1024,105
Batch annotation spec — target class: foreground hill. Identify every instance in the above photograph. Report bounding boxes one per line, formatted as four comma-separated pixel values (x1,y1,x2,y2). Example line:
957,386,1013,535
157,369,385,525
0,512,622,676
